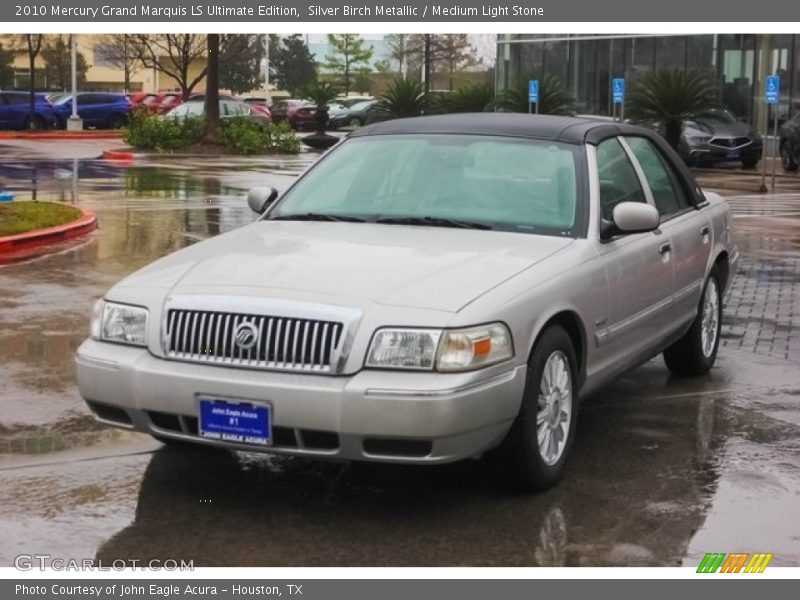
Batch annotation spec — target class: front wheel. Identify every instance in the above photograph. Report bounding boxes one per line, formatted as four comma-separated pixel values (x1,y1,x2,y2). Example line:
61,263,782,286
781,142,799,171
663,268,722,376
497,325,578,492
741,156,760,169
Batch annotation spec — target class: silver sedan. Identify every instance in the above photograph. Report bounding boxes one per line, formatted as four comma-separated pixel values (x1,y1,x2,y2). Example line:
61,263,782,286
75,114,737,491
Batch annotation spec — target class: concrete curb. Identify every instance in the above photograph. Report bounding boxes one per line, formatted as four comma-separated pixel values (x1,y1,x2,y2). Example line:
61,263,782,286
101,149,136,161
0,131,122,140
0,208,97,260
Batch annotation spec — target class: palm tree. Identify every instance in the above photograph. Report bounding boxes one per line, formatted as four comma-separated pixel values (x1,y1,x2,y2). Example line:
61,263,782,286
437,82,494,113
493,72,575,115
300,81,340,135
627,69,718,149
372,77,432,121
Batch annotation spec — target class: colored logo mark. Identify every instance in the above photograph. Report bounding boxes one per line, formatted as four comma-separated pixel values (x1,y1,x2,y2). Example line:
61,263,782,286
696,552,773,573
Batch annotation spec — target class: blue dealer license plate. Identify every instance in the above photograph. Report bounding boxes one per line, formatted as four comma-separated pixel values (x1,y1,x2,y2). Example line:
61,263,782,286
199,397,271,446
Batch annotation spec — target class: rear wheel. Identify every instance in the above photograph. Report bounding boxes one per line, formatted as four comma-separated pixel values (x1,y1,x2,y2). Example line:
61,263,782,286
781,141,799,171
663,268,722,376
497,325,578,492
23,115,46,130
107,114,126,129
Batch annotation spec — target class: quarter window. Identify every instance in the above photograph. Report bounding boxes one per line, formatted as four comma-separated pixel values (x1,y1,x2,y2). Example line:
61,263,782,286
596,138,647,220
625,137,690,216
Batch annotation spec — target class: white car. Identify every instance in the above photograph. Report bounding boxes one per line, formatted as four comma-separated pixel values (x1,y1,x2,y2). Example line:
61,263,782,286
75,114,737,490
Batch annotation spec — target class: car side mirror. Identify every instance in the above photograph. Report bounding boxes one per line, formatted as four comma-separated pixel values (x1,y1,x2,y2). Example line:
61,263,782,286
247,187,278,214
600,202,660,240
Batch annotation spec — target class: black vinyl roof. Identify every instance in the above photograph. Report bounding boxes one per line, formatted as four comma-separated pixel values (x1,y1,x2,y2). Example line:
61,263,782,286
351,113,654,145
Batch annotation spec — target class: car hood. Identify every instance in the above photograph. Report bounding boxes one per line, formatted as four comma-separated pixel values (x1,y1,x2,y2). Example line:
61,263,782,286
684,119,753,137
117,221,575,312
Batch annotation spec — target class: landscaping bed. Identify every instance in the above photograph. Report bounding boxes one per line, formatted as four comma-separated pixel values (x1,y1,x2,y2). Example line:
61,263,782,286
0,202,83,237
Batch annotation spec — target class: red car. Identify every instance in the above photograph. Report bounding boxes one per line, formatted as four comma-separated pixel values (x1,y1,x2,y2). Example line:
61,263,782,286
156,92,183,115
128,92,162,115
269,99,316,130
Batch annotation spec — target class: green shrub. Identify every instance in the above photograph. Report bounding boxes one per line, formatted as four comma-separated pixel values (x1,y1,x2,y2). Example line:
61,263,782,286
123,114,204,152
123,112,300,155
218,117,264,154
264,121,301,154
218,117,301,155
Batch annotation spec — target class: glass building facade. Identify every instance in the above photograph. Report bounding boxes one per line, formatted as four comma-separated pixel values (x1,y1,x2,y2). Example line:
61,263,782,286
496,34,800,131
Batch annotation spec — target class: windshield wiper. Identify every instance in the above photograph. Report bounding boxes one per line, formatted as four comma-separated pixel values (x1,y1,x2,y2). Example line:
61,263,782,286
374,216,492,230
270,213,366,223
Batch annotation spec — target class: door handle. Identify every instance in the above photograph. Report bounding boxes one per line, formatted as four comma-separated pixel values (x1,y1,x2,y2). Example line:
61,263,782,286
700,225,710,236
659,242,672,255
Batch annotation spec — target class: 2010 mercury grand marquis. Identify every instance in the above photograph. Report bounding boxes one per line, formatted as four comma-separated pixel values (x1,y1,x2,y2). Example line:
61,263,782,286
75,114,737,490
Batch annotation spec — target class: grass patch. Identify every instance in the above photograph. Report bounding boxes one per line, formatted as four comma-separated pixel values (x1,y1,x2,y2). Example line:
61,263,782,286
0,202,83,237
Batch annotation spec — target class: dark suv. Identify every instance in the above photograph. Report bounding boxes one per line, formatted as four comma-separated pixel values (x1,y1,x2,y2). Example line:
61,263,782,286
52,93,132,129
778,113,800,172
678,108,763,168
0,91,56,130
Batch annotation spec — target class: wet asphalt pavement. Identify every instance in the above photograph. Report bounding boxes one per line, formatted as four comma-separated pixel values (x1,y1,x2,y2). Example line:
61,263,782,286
0,140,799,567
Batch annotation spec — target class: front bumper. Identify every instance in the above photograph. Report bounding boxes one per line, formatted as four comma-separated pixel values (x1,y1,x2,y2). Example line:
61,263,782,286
686,140,763,164
75,339,525,464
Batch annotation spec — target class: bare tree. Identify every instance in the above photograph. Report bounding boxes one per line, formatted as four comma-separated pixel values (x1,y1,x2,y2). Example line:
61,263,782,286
129,34,208,99
19,35,44,129
94,34,141,93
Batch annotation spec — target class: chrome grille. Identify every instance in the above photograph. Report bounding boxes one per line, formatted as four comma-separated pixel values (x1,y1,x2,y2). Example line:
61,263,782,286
165,309,344,372
709,136,751,149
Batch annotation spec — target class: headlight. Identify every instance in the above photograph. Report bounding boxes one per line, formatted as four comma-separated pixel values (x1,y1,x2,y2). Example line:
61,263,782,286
365,323,513,372
436,323,514,372
366,329,441,370
91,300,148,346
689,136,712,144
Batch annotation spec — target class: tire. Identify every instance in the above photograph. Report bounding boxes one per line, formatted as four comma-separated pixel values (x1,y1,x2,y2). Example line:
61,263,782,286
497,325,579,492
781,141,799,172
741,157,759,169
663,268,722,376
349,117,363,128
23,115,46,131
107,114,126,129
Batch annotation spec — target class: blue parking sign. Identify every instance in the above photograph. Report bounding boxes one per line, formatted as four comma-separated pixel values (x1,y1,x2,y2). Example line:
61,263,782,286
612,78,625,104
765,75,780,105
528,80,539,103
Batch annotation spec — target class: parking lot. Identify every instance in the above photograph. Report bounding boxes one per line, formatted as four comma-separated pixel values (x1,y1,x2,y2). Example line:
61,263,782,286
1,139,799,566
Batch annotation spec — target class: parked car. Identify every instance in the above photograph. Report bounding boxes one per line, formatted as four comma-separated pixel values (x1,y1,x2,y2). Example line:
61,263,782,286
778,112,800,171
336,96,373,108
52,92,132,129
75,114,736,491
190,93,270,120
164,99,271,128
156,92,182,115
677,108,763,168
0,91,56,130
269,99,316,130
129,92,162,115
240,97,274,116
328,99,377,129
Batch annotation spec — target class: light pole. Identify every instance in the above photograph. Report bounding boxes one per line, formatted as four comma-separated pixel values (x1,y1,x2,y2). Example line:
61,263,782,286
67,34,83,131
264,33,271,106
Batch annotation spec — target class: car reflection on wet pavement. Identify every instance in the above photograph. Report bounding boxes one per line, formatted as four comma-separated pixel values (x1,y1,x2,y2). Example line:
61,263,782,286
1,143,799,567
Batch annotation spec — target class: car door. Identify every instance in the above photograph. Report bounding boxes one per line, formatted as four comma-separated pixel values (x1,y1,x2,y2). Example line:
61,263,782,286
0,94,10,129
593,137,676,373
76,94,98,125
624,135,712,329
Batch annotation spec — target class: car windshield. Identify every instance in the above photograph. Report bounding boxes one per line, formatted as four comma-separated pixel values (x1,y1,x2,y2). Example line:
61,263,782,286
271,135,583,236
51,95,72,105
349,100,373,111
